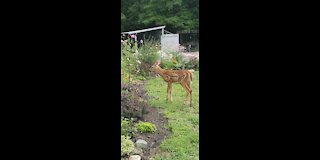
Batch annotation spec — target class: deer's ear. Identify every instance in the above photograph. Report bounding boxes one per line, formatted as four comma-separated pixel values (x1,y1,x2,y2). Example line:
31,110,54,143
155,60,161,65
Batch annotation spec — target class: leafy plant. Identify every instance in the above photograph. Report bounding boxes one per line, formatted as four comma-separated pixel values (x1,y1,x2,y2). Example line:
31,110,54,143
136,121,157,133
160,52,199,71
160,52,186,70
136,39,161,77
160,59,176,70
121,117,137,137
121,135,135,157
121,42,144,81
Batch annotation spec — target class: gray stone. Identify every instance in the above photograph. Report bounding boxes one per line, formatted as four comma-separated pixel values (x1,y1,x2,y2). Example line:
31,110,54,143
129,155,141,160
135,139,148,149
132,147,143,155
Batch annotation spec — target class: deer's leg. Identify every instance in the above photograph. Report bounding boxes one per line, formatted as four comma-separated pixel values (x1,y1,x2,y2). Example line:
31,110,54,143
186,81,193,107
180,82,191,105
182,81,193,106
166,84,169,102
166,83,172,102
169,83,173,102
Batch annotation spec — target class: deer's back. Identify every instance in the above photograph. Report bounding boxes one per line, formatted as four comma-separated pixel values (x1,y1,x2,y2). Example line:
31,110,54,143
161,69,193,83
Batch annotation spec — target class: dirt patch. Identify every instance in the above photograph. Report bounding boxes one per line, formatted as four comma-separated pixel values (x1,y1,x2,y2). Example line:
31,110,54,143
132,106,171,160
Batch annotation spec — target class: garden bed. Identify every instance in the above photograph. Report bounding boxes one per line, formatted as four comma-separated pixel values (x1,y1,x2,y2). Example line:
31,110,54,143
132,105,171,160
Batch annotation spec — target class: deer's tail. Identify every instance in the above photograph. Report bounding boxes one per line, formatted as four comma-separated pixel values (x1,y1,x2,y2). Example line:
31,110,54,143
188,69,195,83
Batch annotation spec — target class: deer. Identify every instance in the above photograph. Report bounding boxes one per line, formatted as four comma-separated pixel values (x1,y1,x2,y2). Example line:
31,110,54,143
150,60,194,107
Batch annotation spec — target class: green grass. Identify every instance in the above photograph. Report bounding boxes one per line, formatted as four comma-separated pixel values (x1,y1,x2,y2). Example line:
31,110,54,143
146,71,199,160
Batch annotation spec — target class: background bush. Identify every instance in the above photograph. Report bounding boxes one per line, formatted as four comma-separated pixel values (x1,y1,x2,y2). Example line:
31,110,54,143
136,39,161,77
160,51,199,71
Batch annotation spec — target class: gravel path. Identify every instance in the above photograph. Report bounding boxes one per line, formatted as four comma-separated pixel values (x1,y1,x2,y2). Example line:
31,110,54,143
179,51,199,61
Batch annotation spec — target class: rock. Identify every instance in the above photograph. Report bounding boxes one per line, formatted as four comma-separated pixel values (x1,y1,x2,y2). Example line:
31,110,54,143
129,155,141,160
132,147,143,155
135,139,148,149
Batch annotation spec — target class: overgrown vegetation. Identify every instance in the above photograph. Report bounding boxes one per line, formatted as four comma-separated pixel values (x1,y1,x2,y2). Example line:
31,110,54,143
159,51,199,71
122,40,161,79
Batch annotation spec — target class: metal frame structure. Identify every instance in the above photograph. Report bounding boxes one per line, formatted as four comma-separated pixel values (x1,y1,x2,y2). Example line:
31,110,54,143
121,26,166,35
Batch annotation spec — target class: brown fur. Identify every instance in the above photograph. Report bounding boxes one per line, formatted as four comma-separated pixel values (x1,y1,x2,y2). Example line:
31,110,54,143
150,60,194,107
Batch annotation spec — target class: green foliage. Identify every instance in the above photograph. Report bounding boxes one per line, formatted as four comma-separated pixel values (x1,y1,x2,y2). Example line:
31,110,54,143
121,135,135,157
122,39,199,78
121,43,140,77
139,39,161,65
137,40,161,77
136,121,157,133
160,59,176,70
121,0,199,32
160,51,199,71
159,52,181,70
122,39,163,79
121,117,137,137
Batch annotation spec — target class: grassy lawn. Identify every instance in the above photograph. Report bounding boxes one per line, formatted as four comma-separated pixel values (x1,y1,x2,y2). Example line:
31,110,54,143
146,71,199,160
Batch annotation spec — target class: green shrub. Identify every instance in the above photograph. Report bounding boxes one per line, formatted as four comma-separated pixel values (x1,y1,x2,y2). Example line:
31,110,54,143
121,42,140,77
139,40,161,64
160,59,176,70
121,117,137,136
121,39,161,78
136,121,157,133
138,40,161,77
121,135,134,157
160,52,199,71
170,51,183,63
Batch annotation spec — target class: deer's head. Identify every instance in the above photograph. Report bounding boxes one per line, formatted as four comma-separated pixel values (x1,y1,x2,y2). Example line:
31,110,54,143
149,60,161,72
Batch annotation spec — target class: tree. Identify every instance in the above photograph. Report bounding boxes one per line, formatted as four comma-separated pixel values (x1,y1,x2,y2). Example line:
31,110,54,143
121,0,198,33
